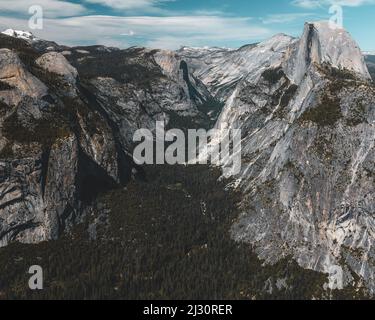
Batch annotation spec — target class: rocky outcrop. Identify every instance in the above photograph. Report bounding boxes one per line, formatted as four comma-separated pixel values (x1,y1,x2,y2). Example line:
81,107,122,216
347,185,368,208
0,48,47,106
284,21,371,83
365,55,375,81
0,37,124,246
1,21,375,294
65,46,214,150
36,52,78,85
178,35,296,100
0,32,214,247
208,22,375,292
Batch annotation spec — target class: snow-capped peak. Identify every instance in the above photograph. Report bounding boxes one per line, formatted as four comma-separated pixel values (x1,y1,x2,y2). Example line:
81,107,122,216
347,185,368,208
1,29,36,42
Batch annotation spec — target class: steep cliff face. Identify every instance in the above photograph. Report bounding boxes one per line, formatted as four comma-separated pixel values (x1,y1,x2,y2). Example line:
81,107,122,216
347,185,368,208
208,22,375,291
1,21,375,294
63,46,213,149
0,33,211,247
178,35,297,101
284,22,371,83
0,35,122,246
366,55,375,81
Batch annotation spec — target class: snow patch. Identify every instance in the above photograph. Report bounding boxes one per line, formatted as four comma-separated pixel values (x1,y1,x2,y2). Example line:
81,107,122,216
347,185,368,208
1,29,36,42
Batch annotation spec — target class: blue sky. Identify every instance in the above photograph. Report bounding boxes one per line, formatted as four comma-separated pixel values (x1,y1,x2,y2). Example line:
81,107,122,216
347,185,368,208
0,0,374,50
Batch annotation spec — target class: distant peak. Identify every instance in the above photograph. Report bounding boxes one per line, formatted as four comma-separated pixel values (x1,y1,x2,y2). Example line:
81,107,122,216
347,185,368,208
1,28,36,42
287,21,371,83
257,33,296,52
178,46,232,53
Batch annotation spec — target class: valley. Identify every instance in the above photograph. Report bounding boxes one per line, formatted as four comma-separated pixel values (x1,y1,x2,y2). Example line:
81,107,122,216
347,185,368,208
0,165,365,299
0,21,375,299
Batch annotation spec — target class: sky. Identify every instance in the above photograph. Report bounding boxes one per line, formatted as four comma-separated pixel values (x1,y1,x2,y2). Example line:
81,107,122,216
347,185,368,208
0,0,374,50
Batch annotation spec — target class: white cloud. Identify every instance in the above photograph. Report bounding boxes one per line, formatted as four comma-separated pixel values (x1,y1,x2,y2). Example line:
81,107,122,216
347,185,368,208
0,14,272,49
292,0,375,8
333,0,375,5
0,0,86,18
83,0,173,11
292,0,323,8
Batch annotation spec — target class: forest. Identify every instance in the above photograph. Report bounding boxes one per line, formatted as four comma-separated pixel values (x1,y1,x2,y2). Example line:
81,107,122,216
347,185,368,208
0,164,367,300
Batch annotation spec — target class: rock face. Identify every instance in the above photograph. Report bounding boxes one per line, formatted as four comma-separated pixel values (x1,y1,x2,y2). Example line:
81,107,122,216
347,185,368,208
0,48,47,105
0,33,213,247
64,46,213,150
284,21,371,83
36,52,78,86
206,22,375,292
1,21,375,293
365,55,375,81
0,39,120,245
177,35,297,100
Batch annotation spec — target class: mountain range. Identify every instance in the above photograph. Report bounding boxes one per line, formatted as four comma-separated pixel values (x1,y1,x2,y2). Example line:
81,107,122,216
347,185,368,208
1,22,375,298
